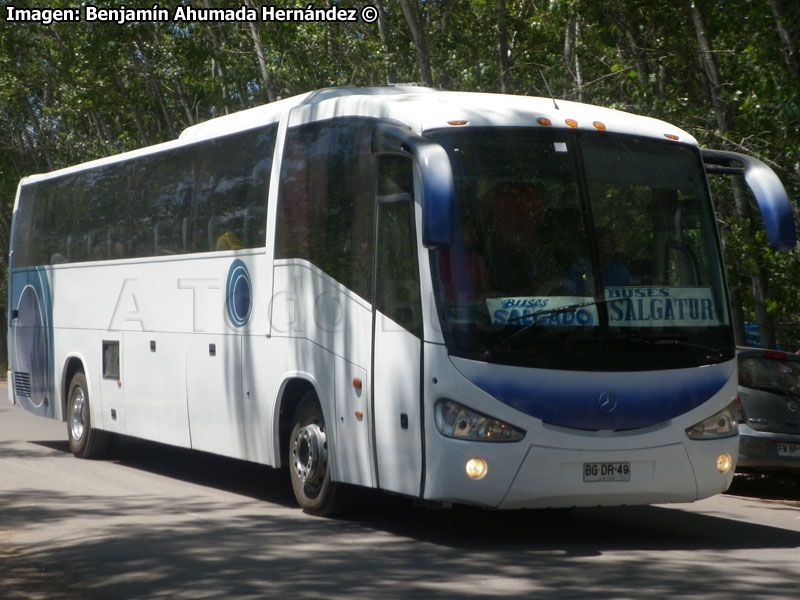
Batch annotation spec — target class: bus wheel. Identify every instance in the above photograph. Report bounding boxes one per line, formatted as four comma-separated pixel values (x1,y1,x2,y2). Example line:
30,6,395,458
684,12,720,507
288,393,347,516
67,372,109,459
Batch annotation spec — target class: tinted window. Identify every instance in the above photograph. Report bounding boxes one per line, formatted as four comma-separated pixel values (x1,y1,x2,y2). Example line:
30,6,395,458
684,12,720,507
275,118,376,300
193,126,274,253
375,158,421,336
12,124,277,267
739,355,800,391
130,146,194,257
428,128,733,371
76,162,130,261
10,185,37,267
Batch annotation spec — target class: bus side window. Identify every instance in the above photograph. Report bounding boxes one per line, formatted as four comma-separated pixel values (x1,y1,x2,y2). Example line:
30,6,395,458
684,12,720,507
195,125,275,253
243,205,266,247
276,118,376,301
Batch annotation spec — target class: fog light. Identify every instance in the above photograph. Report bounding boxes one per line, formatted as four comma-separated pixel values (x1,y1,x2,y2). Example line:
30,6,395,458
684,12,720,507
465,458,488,480
716,453,733,473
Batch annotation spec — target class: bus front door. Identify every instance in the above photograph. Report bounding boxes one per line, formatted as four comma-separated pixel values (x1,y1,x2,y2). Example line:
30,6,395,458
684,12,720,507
372,182,425,498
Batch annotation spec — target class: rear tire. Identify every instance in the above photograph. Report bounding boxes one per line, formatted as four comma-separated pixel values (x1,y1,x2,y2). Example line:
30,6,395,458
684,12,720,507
288,392,348,516
67,372,110,459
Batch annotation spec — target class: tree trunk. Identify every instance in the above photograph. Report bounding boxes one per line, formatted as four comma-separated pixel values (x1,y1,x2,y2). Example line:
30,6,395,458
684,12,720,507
26,98,54,171
689,1,731,132
737,192,779,348
174,79,197,126
752,269,776,348
375,0,394,84
498,0,511,93
714,180,747,346
688,1,781,346
728,278,747,347
247,23,276,102
113,72,150,143
563,14,583,101
767,0,798,77
399,0,433,86
734,179,778,347
141,25,187,134
201,1,230,113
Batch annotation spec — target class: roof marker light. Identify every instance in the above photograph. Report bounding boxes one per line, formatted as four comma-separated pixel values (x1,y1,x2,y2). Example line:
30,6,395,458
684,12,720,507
664,133,679,141
447,120,468,126
537,117,552,127
593,121,607,131
565,119,579,128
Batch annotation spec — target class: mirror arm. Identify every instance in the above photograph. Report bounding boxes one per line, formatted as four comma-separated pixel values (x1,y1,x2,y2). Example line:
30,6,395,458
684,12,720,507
373,123,454,247
701,148,796,251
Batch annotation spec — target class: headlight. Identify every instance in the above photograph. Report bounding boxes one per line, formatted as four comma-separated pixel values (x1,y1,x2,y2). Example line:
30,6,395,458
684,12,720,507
685,400,739,440
435,399,525,442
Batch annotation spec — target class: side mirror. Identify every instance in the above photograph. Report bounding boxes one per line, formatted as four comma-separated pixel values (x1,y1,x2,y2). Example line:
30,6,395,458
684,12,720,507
702,148,796,251
372,123,454,247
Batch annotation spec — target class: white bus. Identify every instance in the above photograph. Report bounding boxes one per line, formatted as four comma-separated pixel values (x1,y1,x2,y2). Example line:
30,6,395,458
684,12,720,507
7,86,795,515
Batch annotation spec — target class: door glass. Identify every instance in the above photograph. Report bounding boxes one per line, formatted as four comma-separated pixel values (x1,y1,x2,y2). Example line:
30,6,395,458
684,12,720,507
375,158,422,338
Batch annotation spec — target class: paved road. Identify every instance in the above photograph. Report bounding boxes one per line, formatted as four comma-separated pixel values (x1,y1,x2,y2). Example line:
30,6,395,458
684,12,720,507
2,380,800,599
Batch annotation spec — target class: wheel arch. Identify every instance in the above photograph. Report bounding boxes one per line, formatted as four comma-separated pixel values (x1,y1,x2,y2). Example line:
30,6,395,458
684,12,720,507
273,374,324,468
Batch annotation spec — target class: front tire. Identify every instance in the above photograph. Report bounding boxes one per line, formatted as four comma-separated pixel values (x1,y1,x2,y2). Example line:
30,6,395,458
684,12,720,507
67,372,110,459
288,392,348,516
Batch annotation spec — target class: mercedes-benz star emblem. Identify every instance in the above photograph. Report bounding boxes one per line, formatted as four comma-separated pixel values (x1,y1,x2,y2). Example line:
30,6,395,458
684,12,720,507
599,391,618,413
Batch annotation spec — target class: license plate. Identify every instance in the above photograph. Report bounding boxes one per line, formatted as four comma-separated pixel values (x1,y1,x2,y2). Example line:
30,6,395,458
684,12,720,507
777,443,800,457
583,462,631,482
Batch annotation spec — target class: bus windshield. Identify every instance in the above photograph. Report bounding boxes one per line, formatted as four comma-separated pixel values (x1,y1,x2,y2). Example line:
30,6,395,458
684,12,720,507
428,128,733,371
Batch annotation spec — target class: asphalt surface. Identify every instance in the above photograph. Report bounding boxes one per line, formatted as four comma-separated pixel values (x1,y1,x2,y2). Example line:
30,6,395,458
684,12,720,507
3,379,800,599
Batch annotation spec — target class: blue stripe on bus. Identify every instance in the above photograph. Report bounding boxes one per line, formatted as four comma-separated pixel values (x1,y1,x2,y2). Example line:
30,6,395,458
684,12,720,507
8,267,56,419
468,366,730,431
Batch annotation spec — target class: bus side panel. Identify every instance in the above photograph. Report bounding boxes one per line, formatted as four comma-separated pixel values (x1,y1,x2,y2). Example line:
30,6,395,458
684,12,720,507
43,253,269,453
124,330,190,448
333,356,374,487
7,267,56,419
96,331,125,435
271,260,375,486
186,332,245,457
242,333,274,465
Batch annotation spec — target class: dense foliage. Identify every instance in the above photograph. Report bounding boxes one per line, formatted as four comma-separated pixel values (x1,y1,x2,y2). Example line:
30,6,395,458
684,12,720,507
1,0,798,362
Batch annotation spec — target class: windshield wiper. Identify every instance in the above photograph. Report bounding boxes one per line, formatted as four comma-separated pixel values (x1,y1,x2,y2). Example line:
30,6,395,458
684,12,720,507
648,338,725,361
587,334,726,362
482,296,629,361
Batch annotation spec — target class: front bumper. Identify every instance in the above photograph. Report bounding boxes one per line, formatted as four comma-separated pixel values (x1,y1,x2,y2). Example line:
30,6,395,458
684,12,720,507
498,439,735,509
738,425,800,471
422,435,737,509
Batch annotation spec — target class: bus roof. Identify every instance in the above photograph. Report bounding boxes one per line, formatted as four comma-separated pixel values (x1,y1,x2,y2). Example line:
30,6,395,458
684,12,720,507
179,85,695,145
21,86,696,184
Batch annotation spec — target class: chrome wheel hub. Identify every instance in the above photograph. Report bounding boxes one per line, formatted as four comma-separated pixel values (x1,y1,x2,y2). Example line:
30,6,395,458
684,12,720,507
292,423,327,484
69,388,86,441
